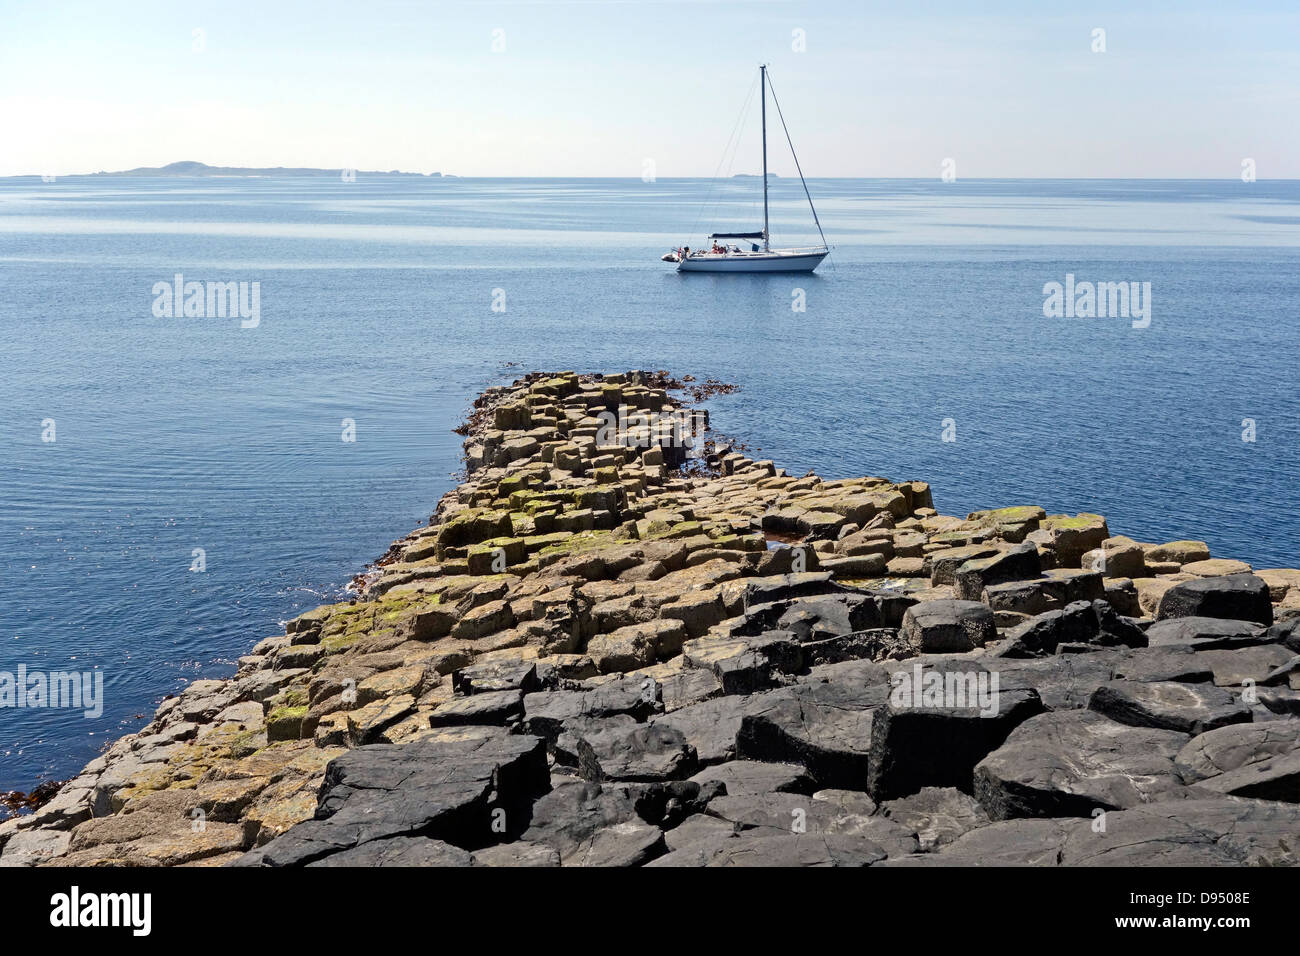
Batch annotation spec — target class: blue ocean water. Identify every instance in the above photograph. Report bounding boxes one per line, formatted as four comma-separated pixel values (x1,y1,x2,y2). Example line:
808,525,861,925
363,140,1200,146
1,175,1298,793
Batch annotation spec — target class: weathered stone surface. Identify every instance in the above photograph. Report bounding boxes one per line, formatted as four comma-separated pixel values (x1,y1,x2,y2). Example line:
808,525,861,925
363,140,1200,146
520,779,665,866
305,836,474,867
953,542,1042,601
736,682,891,790
1155,574,1273,625
590,593,661,633
647,660,722,712
1176,723,1300,801
1146,540,1211,565
402,603,457,641
428,689,523,727
1195,645,1295,688
974,710,1190,818
879,787,990,851
877,818,1074,866
647,831,888,867
0,828,72,867
1058,799,1300,866
1268,619,1300,653
652,695,758,765
659,591,726,638
234,733,548,865
1183,558,1252,577
1111,646,1214,684
1082,537,1146,579
1041,514,1110,568
775,595,882,640
820,553,888,577
702,792,917,857
522,680,658,744
452,599,516,640
587,619,686,673
735,572,838,612
355,665,427,706
1144,616,1269,651
1088,680,1252,735
1257,568,1300,602
900,600,995,653
965,506,1045,542
471,840,562,866
991,652,1121,711
689,760,814,796
452,659,539,696
867,661,1044,800
886,556,926,576
681,630,802,695
346,694,417,744
560,716,698,782
661,813,738,850
1000,600,1144,656
1102,577,1142,616
927,544,1004,586
67,805,248,866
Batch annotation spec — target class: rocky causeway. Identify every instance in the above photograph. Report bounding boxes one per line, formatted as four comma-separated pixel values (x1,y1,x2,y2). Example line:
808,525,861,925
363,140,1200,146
3,370,1297,868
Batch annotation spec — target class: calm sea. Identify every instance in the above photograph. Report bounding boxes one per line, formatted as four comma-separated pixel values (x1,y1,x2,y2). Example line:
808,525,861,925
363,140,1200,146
1,175,1298,793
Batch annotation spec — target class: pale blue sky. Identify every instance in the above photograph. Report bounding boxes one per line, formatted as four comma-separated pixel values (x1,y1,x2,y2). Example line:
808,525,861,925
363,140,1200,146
2,0,1298,177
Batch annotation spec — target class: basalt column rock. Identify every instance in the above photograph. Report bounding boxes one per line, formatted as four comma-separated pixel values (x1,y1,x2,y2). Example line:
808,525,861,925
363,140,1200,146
6,369,1297,870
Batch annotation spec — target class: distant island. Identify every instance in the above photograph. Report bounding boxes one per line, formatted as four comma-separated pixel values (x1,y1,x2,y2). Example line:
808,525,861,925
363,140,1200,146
733,172,780,179
85,161,440,178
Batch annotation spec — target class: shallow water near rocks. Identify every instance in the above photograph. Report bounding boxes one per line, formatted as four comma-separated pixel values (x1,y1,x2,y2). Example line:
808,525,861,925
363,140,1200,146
1,175,1297,793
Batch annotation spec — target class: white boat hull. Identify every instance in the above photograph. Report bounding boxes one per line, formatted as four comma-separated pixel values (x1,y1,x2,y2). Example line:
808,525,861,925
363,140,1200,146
677,249,827,273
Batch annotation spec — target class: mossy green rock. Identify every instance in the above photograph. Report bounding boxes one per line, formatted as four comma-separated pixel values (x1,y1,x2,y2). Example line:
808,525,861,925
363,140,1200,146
467,537,527,574
435,509,513,555
266,706,309,743
969,505,1046,527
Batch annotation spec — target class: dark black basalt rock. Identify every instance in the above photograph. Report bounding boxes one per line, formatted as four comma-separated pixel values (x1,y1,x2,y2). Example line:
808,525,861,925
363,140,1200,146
1155,574,1273,625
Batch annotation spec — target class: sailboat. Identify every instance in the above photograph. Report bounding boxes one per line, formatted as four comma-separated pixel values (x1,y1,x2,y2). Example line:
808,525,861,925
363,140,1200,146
668,65,829,273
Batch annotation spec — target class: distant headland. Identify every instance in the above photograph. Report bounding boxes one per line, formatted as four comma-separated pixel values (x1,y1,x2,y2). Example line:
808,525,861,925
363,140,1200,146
38,161,443,179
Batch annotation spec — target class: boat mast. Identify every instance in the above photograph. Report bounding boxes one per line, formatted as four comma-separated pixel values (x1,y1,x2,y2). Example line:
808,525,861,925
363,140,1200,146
760,64,769,251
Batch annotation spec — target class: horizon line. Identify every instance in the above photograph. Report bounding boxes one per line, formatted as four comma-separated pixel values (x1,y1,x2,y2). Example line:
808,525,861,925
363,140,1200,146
4,172,1297,183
